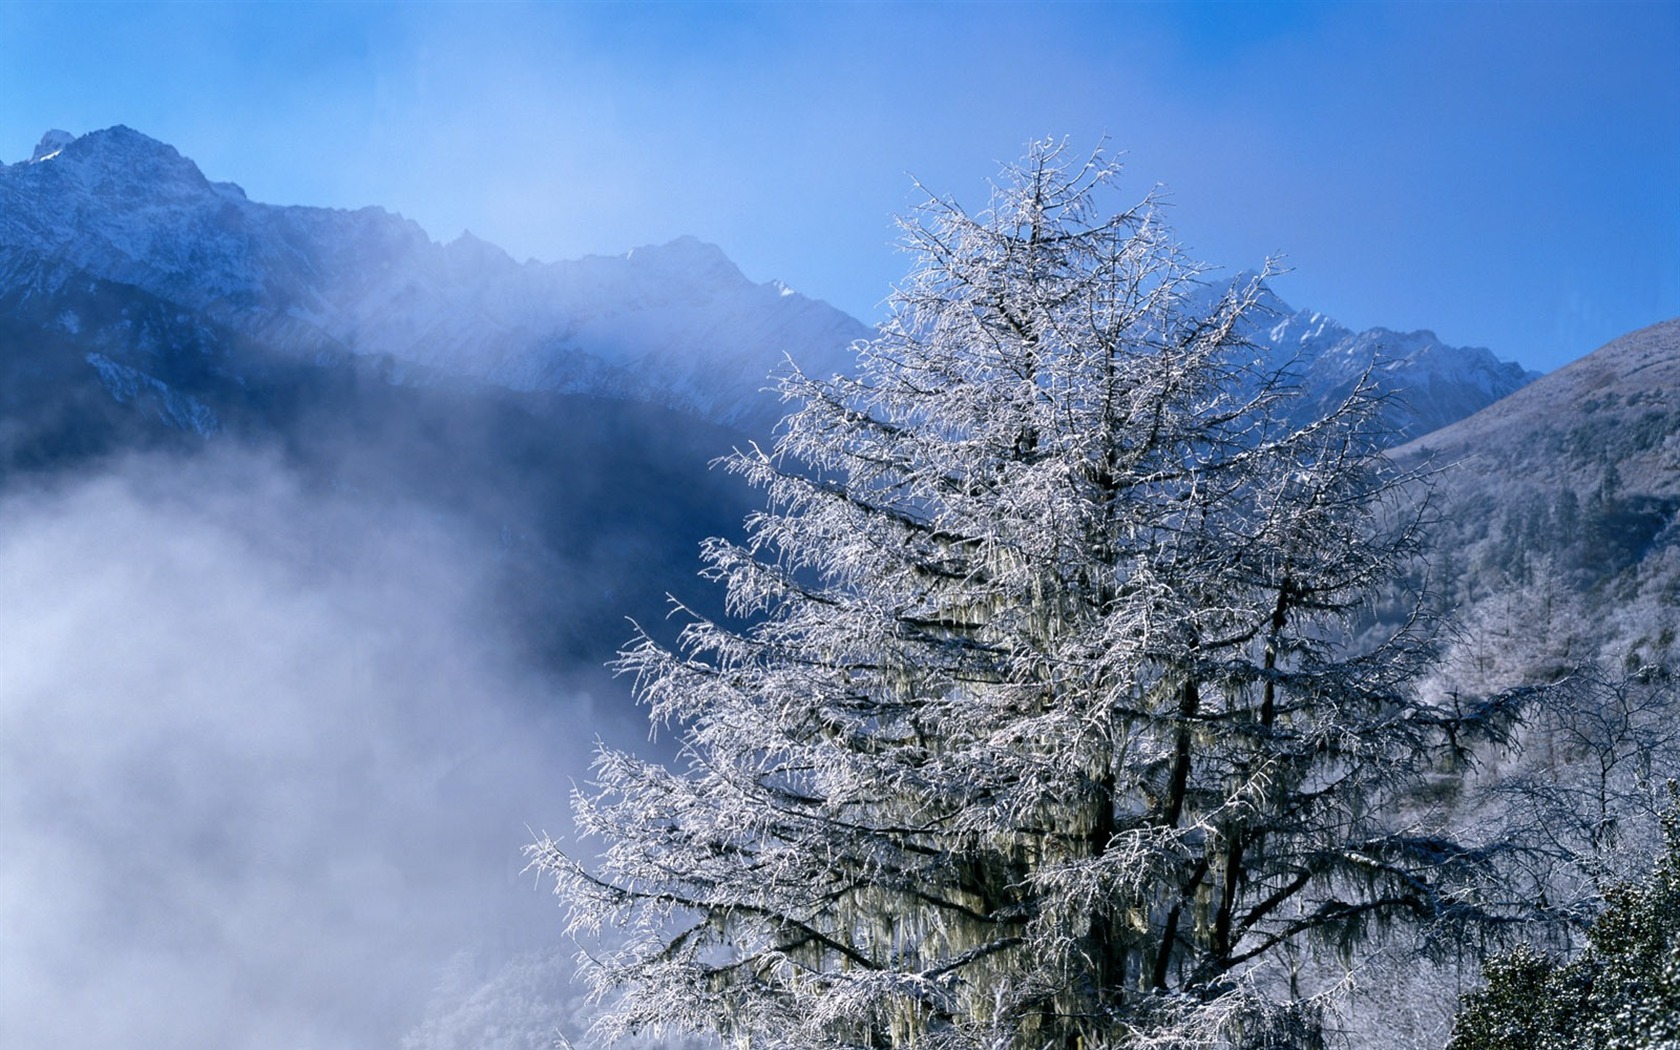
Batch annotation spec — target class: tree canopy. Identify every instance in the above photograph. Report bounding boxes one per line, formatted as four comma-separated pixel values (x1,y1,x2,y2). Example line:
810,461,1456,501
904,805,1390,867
529,141,1523,1049
1448,785,1680,1050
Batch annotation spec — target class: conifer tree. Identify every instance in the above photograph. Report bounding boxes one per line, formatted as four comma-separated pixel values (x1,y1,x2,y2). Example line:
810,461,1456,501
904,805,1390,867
1447,786,1680,1050
529,142,1520,1049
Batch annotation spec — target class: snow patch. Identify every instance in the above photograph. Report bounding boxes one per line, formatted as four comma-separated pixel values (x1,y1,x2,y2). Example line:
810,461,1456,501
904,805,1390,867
28,129,75,164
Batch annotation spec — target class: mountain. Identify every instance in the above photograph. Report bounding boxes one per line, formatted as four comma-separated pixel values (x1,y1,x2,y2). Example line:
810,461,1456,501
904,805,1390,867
1,127,1541,449
1244,281,1539,442
0,126,869,433
1396,317,1680,669
0,124,1563,669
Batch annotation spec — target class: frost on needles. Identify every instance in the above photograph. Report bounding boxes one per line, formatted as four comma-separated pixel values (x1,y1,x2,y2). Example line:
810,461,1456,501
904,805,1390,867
527,141,1534,1050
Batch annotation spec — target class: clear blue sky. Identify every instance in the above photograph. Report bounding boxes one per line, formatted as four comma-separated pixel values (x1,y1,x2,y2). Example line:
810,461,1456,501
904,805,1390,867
1,1,1675,372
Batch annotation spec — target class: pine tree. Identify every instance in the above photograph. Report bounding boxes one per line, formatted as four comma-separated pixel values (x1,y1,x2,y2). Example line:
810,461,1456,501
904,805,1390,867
1447,786,1680,1050
528,142,1521,1049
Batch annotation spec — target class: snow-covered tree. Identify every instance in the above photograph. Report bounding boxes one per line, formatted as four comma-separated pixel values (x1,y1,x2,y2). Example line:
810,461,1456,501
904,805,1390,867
1492,662,1680,905
1447,785,1680,1050
528,142,1522,1049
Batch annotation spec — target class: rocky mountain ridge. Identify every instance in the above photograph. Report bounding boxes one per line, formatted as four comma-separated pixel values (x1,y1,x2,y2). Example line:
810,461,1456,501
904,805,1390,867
1,126,1541,447
1251,285,1539,441
1,126,868,431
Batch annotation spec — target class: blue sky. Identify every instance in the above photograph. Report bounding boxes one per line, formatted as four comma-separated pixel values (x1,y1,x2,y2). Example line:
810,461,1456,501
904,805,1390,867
1,1,1675,372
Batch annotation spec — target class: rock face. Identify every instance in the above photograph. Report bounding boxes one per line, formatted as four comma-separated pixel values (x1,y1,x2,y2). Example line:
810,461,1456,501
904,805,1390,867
1246,282,1539,443
0,126,869,432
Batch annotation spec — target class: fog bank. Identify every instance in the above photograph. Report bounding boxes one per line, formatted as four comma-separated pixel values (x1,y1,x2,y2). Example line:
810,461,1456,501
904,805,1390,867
0,450,595,1048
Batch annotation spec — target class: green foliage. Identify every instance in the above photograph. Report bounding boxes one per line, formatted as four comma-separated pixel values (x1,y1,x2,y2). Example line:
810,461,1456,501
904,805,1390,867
1448,789,1680,1050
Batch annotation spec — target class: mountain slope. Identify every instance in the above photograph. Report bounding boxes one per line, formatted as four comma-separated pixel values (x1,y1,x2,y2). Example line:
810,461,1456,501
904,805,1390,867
1247,282,1539,442
0,126,868,430
1397,317,1680,666
1402,317,1680,494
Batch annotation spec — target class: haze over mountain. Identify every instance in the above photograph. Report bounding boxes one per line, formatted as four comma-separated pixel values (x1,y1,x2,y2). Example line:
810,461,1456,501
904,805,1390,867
0,125,868,436
0,126,1535,459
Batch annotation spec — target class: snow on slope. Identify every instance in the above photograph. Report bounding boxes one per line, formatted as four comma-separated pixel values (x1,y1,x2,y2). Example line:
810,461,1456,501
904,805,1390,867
1398,316,1680,495
1,127,1537,442
1245,280,1539,442
0,127,869,429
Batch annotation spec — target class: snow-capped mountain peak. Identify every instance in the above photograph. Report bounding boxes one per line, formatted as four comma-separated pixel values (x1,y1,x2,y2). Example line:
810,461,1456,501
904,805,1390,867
24,125,211,187
0,126,869,429
27,129,75,164
1230,277,1539,441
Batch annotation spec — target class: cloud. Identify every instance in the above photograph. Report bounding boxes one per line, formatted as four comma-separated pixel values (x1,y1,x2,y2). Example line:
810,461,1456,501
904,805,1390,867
0,449,590,1049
